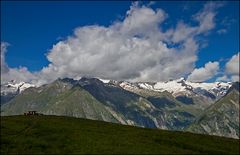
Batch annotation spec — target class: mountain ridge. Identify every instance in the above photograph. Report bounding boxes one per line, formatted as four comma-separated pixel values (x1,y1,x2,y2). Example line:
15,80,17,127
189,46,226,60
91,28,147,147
1,77,238,139
187,83,239,139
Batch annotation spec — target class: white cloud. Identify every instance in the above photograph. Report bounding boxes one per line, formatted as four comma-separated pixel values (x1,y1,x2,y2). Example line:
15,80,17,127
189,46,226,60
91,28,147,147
194,1,224,34
230,75,239,82
216,53,239,82
147,1,156,7
1,42,37,84
171,21,197,43
2,67,37,84
187,61,220,82
37,2,221,84
1,42,10,74
226,53,239,75
216,75,229,82
226,52,239,82
1,2,224,85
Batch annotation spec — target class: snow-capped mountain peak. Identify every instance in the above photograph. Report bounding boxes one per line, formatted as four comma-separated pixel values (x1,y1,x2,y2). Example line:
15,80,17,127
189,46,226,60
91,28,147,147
1,81,35,95
109,78,232,99
1,81,35,104
99,78,110,84
1,77,232,102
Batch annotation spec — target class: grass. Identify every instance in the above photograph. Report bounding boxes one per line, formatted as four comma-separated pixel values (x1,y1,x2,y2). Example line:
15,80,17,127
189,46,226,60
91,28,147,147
1,115,239,154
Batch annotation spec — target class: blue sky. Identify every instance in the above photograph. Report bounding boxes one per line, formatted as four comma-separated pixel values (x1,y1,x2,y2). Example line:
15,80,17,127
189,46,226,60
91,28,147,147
1,1,239,84
1,1,132,71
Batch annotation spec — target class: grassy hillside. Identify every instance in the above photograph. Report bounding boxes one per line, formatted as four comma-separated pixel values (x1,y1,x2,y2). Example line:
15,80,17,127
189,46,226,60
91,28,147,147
1,115,239,154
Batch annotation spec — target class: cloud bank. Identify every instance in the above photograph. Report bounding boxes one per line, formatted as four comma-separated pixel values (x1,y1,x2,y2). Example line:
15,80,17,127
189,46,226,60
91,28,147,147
37,2,222,84
217,52,239,82
2,2,237,85
187,61,219,82
1,42,9,74
226,53,239,75
1,43,38,84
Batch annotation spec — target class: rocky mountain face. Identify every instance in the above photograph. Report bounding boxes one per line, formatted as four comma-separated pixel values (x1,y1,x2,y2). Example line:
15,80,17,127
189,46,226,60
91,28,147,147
112,77,231,98
1,78,238,139
110,78,231,112
1,79,118,123
1,78,195,130
187,82,239,139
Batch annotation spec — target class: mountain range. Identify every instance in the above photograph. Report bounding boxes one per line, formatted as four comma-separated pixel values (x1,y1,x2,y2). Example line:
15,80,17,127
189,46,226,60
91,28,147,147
1,77,239,139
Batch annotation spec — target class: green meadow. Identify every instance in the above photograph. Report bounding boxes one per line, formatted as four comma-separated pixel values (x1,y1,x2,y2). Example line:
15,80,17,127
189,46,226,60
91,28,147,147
1,115,239,154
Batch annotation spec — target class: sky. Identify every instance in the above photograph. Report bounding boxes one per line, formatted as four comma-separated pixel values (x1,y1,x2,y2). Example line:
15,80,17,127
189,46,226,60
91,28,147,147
1,1,239,85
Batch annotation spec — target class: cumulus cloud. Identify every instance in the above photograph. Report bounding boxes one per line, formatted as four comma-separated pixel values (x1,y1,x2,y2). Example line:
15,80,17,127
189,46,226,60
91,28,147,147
216,75,229,82
2,67,37,84
216,53,239,82
226,53,239,81
193,1,224,34
226,53,239,75
187,61,220,82
1,2,224,85
1,42,10,74
34,2,222,84
230,75,239,82
1,42,37,84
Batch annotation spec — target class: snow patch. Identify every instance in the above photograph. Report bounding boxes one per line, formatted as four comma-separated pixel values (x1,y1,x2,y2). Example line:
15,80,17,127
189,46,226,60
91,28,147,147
1,81,35,95
117,77,231,98
99,79,110,84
